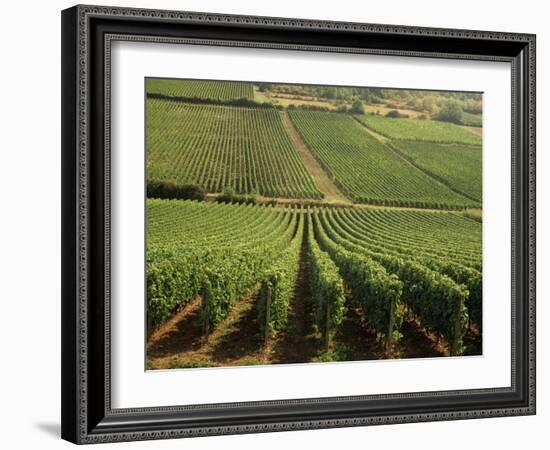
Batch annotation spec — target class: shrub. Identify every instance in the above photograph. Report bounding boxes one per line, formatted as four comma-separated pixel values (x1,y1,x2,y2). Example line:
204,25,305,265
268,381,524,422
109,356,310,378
463,98,482,114
435,99,464,124
147,180,206,201
217,187,257,205
350,99,365,114
336,104,349,113
385,110,409,118
258,82,272,92
146,93,273,109
316,345,355,362
422,96,437,114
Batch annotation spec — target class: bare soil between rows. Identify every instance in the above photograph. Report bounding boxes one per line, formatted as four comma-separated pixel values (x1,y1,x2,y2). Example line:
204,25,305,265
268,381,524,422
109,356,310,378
280,111,351,204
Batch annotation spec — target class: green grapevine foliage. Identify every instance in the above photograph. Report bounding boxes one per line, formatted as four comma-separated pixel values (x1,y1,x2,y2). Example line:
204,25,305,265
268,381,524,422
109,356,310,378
312,212,403,340
146,78,254,101
306,212,347,337
147,100,321,199
389,140,482,203
288,110,476,208
258,210,305,334
356,114,482,145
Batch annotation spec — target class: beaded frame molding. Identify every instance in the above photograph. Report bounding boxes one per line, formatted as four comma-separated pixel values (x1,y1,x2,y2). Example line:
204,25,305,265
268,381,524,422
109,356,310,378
61,4,536,444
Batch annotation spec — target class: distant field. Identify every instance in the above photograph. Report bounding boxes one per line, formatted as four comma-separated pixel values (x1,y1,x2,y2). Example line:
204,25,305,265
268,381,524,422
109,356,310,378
390,140,482,203
356,114,482,145
461,111,483,127
463,126,483,136
146,78,254,101
289,110,477,208
362,103,426,119
147,99,321,198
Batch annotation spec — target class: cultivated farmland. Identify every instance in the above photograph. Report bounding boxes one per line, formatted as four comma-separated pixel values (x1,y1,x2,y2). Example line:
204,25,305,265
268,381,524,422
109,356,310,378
146,78,254,101
147,100,321,198
145,79,484,369
147,199,300,328
147,200,481,369
390,140,482,203
289,110,477,208
355,114,482,145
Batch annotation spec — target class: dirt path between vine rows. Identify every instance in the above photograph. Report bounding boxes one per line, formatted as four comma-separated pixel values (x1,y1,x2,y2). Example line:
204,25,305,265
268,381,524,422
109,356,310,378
146,290,266,369
271,224,321,363
280,111,351,205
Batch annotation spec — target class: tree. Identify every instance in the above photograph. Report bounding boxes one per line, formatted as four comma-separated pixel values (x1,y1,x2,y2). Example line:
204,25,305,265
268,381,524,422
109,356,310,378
361,89,373,102
435,100,464,124
463,98,482,114
422,96,437,114
386,110,408,118
258,83,272,92
320,87,337,99
350,99,365,114
337,104,349,113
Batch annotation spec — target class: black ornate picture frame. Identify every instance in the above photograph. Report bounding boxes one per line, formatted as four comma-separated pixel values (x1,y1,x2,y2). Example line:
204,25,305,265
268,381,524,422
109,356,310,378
61,4,536,444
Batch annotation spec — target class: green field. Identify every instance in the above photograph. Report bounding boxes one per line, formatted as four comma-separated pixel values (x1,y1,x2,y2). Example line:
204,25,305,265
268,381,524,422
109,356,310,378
355,114,482,145
462,111,483,127
147,99,321,198
146,78,254,100
289,110,477,208
390,140,482,202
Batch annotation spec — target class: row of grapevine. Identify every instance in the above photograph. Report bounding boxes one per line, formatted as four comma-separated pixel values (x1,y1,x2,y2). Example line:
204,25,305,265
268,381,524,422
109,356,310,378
311,212,403,354
199,219,295,330
147,200,298,328
146,78,254,101
306,212,346,349
147,100,322,199
316,209,469,354
288,110,478,209
323,208,482,327
330,209,480,268
258,213,305,335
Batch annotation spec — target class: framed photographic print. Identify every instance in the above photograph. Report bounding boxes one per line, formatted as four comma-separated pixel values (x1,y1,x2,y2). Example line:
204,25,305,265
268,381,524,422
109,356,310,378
61,4,536,444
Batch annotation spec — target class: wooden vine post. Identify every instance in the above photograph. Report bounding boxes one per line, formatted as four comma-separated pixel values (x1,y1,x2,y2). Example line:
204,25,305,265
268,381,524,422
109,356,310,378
324,297,331,352
146,309,153,340
385,299,396,357
450,312,462,356
264,284,272,348
200,287,210,344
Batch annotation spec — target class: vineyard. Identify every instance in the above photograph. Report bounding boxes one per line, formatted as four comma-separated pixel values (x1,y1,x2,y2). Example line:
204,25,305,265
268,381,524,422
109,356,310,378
288,110,478,208
146,78,254,101
146,78,483,208
389,140,482,202
147,199,298,327
147,200,482,369
147,99,321,198
355,114,482,145
145,79,483,369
